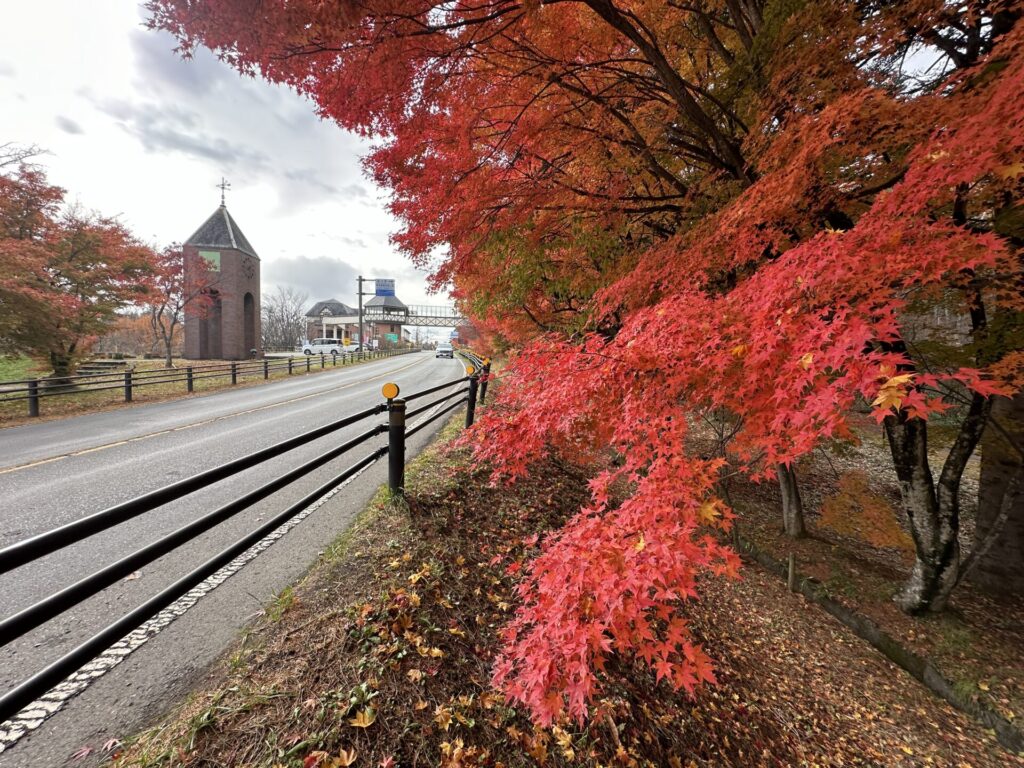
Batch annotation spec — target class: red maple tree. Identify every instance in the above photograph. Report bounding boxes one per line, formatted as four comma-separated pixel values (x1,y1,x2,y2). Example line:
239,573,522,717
149,0,1024,722
0,161,155,377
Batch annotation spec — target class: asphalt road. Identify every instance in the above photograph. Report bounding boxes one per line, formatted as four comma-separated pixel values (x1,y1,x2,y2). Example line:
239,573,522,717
0,351,467,767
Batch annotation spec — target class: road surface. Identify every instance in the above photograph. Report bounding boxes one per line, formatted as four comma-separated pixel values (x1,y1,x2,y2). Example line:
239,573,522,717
0,351,466,766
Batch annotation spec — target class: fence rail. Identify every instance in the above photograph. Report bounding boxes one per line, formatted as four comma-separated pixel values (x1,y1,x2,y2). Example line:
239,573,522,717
0,348,418,417
0,351,492,725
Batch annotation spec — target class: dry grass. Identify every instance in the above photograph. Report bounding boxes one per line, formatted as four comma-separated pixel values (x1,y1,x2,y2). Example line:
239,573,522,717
0,353,409,428
110,414,1020,768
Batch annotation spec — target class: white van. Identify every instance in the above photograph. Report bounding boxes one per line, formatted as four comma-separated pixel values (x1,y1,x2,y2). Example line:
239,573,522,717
302,338,341,355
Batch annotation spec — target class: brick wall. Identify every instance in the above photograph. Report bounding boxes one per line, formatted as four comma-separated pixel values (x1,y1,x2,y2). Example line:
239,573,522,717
183,245,262,360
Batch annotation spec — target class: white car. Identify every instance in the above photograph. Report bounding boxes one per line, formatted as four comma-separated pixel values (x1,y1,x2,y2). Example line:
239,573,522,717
302,338,341,355
435,342,454,358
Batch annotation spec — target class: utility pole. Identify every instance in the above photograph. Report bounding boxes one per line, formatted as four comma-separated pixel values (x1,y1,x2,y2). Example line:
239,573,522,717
357,275,387,350
357,275,364,349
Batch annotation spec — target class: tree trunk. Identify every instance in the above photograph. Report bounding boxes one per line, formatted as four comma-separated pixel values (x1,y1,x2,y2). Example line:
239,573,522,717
163,327,174,368
884,391,991,613
777,462,806,538
970,392,1024,594
48,349,74,381
884,415,956,613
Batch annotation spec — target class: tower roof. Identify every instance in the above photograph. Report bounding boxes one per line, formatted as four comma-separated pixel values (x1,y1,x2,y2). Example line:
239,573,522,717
186,204,258,258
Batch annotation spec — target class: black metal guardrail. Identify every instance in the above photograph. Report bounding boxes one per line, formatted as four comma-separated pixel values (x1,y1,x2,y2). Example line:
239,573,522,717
0,352,492,724
0,348,419,417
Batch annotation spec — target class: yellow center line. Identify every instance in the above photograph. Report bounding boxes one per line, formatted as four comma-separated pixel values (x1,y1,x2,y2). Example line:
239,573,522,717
0,356,428,476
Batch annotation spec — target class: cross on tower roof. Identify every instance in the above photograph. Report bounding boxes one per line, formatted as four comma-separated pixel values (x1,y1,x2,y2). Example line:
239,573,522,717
217,177,231,206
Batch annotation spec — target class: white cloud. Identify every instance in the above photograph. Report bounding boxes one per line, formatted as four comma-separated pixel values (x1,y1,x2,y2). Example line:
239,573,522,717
55,115,84,135
0,0,447,312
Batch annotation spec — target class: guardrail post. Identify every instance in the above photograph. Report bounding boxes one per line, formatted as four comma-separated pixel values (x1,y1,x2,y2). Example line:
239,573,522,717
306,356,311,373
388,397,406,496
332,353,337,367
465,376,478,428
27,379,39,417
479,360,491,403
186,366,193,392
263,359,269,379
288,358,293,375
124,370,133,402
231,362,237,385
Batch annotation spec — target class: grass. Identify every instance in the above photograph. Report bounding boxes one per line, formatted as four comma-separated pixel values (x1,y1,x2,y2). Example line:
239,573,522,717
0,355,44,381
265,587,296,623
0,350,417,428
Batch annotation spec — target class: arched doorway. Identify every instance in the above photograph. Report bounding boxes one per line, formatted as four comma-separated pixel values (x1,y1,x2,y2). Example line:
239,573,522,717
199,291,223,359
243,292,256,354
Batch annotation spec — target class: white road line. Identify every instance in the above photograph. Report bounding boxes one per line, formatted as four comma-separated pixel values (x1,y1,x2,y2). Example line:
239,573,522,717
0,389,460,754
0,355,428,476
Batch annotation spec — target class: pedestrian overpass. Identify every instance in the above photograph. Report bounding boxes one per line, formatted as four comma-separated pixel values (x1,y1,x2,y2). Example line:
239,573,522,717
363,304,466,328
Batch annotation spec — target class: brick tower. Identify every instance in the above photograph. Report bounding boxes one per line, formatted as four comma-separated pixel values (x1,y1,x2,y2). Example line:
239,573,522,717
183,198,261,360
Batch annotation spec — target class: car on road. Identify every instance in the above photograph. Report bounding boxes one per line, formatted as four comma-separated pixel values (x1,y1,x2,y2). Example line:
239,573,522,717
435,342,454,358
302,338,341,355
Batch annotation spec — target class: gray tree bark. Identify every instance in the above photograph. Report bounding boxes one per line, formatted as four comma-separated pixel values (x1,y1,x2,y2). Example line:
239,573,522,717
777,462,806,538
884,391,991,614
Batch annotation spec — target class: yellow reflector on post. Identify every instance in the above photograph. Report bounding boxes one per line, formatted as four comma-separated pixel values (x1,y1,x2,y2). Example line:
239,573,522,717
382,382,400,399
466,365,476,375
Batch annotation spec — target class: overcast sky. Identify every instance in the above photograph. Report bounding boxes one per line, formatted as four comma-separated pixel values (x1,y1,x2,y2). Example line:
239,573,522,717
0,0,444,314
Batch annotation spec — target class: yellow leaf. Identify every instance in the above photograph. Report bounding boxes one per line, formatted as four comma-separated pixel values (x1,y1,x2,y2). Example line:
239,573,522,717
799,353,813,370
634,533,646,552
730,344,747,358
998,161,1024,179
434,705,453,732
872,372,914,411
336,747,358,766
978,681,990,691
407,668,424,683
698,500,720,523
900,746,914,755
349,708,376,728
552,726,572,749
414,699,429,711
872,387,904,411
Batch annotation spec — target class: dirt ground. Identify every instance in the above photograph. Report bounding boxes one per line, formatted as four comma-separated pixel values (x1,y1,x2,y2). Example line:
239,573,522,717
108,417,1021,768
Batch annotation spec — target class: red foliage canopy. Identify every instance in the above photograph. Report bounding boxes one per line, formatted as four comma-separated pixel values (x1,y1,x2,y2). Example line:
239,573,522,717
149,0,1024,721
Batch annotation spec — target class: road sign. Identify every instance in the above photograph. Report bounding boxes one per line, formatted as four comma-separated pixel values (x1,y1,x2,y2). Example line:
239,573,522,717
375,279,396,296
